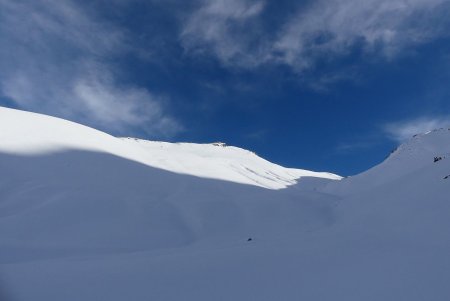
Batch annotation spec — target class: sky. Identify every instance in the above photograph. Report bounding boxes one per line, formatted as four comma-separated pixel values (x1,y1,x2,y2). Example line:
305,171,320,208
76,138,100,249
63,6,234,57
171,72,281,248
1,0,450,176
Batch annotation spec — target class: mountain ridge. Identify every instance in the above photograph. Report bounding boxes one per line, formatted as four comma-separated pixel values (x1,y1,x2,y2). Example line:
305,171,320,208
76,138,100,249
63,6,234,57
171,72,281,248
0,106,340,189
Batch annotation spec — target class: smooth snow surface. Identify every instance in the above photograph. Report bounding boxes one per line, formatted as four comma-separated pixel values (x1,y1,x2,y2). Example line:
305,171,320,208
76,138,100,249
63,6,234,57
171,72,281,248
324,128,450,196
120,137,340,189
1,106,450,301
0,107,339,189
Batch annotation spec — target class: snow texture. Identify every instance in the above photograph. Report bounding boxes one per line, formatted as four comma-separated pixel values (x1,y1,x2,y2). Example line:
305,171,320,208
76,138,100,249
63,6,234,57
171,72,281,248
1,107,450,301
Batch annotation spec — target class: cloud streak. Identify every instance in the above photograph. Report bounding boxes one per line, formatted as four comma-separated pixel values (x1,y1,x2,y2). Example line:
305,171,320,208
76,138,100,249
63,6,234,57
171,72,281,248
0,0,181,137
180,0,267,67
180,0,450,71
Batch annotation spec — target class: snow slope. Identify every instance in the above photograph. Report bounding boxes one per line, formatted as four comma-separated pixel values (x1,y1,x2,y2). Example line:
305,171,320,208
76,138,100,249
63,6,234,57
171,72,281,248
325,128,450,196
0,107,339,189
1,106,450,301
120,137,340,189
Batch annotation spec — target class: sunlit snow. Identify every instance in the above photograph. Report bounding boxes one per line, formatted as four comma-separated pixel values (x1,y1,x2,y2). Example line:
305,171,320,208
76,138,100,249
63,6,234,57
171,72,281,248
1,107,450,301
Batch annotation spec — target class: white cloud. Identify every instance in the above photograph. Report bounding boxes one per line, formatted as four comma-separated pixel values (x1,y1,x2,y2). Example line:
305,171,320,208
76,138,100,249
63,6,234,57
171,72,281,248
180,0,267,67
384,116,450,142
73,64,182,136
0,0,181,137
274,0,449,69
180,0,450,71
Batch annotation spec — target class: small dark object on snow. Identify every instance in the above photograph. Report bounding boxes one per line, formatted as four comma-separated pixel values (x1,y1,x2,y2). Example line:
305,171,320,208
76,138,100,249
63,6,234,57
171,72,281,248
434,156,443,163
247,238,253,242
444,175,450,180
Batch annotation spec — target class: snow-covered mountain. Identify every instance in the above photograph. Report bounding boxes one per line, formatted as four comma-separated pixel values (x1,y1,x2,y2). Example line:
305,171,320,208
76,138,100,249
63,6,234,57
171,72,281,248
1,106,450,301
0,107,339,190
325,127,450,196
119,137,340,189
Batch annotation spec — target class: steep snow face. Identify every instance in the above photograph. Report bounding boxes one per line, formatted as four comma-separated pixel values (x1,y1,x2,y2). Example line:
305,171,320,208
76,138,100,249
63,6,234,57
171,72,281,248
325,128,450,196
0,107,340,189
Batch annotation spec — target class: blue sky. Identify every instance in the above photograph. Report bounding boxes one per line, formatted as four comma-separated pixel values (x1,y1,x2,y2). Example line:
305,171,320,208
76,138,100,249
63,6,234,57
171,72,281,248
1,0,450,175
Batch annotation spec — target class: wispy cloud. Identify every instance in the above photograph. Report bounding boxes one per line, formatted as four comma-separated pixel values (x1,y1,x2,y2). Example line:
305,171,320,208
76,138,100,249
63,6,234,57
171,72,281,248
384,116,450,142
180,0,450,72
0,0,181,137
180,0,267,67
276,0,450,69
